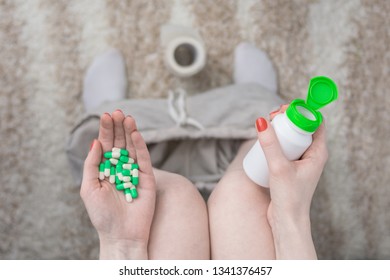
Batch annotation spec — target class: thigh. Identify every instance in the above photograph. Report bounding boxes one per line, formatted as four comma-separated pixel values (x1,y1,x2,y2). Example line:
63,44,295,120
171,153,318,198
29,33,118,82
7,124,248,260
148,169,210,259
208,140,275,259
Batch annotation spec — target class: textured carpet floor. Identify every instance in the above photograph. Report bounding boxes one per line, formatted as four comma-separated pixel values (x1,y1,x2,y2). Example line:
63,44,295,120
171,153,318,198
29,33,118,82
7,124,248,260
0,0,389,259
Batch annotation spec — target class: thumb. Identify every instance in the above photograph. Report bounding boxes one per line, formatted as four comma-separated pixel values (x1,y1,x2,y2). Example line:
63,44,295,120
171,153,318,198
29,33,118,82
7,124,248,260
256,117,289,172
81,139,102,188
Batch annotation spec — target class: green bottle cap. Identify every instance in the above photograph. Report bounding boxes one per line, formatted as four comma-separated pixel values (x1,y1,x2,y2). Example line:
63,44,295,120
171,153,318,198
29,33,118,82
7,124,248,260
286,76,338,133
306,76,338,110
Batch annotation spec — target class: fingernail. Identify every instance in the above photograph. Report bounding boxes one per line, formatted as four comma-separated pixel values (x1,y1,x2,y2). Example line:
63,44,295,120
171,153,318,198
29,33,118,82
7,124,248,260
115,109,123,113
269,109,279,115
89,139,96,151
104,112,111,116
256,117,268,132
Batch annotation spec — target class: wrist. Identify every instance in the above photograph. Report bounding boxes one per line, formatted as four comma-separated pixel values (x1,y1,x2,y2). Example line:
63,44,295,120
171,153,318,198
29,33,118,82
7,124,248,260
270,215,317,259
270,211,311,232
99,236,149,260
271,215,312,239
268,204,310,230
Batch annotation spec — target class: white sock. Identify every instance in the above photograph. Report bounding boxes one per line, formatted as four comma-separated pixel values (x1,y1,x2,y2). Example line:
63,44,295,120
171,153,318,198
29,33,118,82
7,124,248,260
233,42,278,93
82,49,127,111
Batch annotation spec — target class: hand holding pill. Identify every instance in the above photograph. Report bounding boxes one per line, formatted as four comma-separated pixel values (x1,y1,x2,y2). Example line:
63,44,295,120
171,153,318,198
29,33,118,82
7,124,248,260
80,110,156,259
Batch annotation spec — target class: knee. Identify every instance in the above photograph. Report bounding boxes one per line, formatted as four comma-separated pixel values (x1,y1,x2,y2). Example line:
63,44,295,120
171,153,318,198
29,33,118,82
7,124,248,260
154,169,203,203
209,170,244,200
208,169,270,209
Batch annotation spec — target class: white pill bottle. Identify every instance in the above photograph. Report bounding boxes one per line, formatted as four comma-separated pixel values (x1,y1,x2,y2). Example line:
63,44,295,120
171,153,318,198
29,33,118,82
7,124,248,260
243,76,338,188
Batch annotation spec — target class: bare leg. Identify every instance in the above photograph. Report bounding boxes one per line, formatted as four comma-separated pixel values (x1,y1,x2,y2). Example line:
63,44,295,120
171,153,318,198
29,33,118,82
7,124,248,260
148,169,210,259
208,140,275,259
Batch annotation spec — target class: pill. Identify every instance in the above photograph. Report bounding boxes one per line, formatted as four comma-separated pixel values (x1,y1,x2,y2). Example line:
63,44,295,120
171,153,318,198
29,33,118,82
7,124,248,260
119,156,134,164
115,175,121,185
122,176,131,182
132,178,138,186
122,169,131,176
123,163,138,170
124,188,133,203
109,167,115,184
132,169,139,185
112,151,121,158
116,164,123,179
130,186,138,199
119,155,129,162
99,163,105,180
131,169,139,177
122,164,131,170
112,147,121,153
98,148,140,201
104,151,121,159
104,161,111,177
131,163,139,170
116,182,133,190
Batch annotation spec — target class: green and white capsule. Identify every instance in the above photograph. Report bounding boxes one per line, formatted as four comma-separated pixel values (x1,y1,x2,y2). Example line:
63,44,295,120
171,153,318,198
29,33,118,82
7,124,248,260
104,160,111,177
104,151,121,159
123,163,138,170
122,176,131,183
124,188,133,203
131,169,139,177
130,186,138,199
122,164,131,170
99,163,105,180
119,156,134,164
116,182,133,190
116,164,123,180
112,147,128,154
109,158,119,165
112,147,121,153
113,147,129,156
109,167,116,184
131,169,139,186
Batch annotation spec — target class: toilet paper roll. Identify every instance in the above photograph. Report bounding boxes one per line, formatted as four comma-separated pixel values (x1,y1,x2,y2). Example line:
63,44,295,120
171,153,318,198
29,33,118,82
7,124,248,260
164,36,206,78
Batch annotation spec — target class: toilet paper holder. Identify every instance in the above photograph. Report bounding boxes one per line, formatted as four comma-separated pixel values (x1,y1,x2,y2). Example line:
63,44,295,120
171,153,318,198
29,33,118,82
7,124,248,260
160,24,206,78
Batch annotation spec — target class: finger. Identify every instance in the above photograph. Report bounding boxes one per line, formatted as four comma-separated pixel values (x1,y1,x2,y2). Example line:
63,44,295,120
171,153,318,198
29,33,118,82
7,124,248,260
131,130,153,176
269,104,289,121
312,121,326,142
81,139,102,193
301,123,328,165
112,110,126,149
98,113,114,153
256,117,289,172
123,115,138,160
